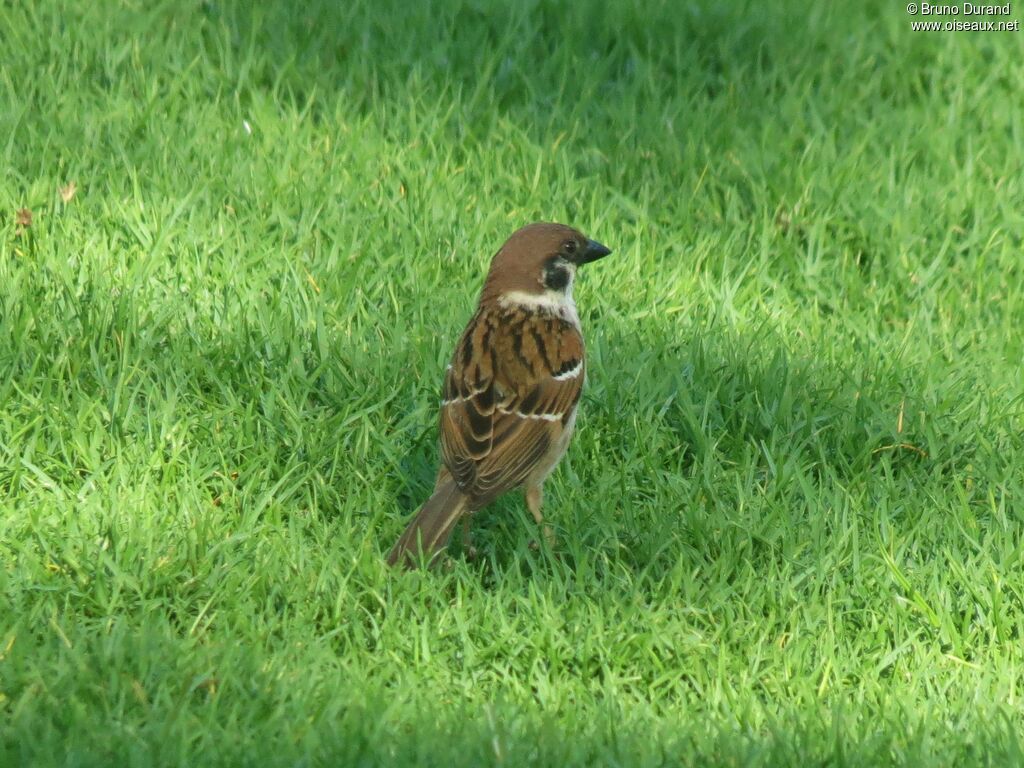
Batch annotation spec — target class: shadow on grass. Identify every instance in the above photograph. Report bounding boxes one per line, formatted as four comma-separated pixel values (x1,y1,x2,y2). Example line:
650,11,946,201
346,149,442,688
6,661,1024,767
392,308,1015,583
204,1,782,87
196,0,842,147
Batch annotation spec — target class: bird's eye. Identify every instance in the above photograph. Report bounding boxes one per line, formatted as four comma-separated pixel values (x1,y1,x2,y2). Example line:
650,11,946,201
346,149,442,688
563,240,578,254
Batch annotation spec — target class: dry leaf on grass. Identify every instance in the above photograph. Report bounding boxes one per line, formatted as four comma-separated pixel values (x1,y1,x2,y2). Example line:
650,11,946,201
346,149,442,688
15,208,32,235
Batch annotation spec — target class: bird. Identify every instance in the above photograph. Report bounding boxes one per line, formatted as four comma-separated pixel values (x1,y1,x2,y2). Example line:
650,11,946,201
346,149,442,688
387,222,611,568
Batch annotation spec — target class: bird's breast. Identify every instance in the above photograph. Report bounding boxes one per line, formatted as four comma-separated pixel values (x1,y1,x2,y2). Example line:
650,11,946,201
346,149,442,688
498,291,581,330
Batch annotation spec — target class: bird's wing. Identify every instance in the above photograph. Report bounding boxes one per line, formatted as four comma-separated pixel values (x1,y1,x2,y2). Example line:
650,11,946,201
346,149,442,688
439,305,584,506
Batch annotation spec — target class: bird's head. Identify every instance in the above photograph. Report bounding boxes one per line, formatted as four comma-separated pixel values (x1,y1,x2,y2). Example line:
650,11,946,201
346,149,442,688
480,222,611,308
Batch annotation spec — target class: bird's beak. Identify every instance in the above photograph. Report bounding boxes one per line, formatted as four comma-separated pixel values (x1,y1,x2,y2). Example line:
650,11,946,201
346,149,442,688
576,239,612,265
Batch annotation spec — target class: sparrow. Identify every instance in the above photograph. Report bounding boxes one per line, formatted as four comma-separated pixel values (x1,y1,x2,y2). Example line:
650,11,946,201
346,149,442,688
387,222,612,568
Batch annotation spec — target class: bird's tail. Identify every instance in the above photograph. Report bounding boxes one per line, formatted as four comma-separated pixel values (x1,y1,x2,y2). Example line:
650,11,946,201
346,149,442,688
386,478,469,568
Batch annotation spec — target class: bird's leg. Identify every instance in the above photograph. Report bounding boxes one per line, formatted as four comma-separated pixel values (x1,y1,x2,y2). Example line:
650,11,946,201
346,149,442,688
460,514,477,559
525,484,555,549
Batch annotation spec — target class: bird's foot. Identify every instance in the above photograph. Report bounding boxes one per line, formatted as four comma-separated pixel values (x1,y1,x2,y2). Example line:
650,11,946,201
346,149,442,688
529,526,556,551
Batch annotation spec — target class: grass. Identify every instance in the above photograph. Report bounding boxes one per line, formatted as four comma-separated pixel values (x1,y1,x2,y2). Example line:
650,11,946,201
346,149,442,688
2,0,1023,764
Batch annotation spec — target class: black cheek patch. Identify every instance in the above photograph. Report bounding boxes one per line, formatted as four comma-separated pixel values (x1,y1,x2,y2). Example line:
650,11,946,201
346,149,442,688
543,263,571,291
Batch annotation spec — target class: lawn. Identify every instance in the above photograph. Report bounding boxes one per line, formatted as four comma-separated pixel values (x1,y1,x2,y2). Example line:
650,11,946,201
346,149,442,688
2,0,1023,765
